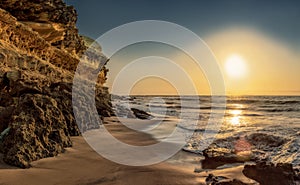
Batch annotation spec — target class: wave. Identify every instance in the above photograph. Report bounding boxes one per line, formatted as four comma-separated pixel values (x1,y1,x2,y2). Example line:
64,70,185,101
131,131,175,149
258,108,299,112
146,104,299,114
176,124,220,133
226,97,300,104
242,113,263,117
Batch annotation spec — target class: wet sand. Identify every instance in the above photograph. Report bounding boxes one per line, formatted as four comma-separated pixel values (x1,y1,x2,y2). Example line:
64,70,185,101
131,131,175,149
0,117,254,185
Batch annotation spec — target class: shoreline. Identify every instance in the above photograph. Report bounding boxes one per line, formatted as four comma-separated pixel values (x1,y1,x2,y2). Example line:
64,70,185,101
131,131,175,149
0,117,202,185
1,116,294,184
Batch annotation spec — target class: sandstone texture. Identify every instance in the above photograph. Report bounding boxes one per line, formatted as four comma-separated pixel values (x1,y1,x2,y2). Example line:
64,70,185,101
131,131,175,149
0,0,112,168
0,0,86,55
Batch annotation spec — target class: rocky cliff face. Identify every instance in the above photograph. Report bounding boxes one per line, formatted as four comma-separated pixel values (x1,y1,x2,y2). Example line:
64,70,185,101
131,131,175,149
0,0,86,55
0,0,112,168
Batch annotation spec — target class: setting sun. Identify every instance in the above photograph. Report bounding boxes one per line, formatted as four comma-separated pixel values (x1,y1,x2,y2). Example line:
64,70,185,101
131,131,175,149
225,54,247,78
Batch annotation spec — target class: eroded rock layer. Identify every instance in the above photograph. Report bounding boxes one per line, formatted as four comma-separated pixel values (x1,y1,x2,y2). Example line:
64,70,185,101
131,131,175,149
0,0,86,55
0,1,112,168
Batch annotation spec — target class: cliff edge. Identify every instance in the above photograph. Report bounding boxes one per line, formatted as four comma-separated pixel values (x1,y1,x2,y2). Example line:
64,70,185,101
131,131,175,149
0,0,112,168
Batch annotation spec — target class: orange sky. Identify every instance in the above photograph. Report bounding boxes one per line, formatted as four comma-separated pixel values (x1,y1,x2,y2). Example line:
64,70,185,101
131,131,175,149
206,27,300,95
106,27,300,96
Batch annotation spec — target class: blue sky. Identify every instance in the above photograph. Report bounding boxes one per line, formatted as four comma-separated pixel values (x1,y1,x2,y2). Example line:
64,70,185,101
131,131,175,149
66,0,300,50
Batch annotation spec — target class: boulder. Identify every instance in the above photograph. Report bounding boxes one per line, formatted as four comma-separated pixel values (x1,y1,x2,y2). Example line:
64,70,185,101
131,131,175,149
245,133,286,149
202,147,251,169
1,94,72,168
201,133,288,169
242,162,298,185
201,136,253,169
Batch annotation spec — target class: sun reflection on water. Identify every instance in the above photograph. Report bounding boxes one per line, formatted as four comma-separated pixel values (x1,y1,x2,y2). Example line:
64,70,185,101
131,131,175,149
229,109,243,126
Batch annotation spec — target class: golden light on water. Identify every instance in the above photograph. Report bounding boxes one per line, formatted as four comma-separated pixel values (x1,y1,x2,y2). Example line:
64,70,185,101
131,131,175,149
231,110,242,115
228,109,242,126
231,116,240,126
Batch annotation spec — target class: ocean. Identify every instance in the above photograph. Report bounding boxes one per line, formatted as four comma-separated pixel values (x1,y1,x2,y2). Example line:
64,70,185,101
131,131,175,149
112,95,300,168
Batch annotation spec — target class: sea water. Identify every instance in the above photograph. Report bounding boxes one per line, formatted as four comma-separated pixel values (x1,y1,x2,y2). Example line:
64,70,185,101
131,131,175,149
112,95,300,168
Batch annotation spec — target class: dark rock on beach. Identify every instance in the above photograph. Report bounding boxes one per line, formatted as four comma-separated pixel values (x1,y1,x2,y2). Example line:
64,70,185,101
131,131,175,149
242,162,299,185
0,0,112,168
205,174,250,185
202,147,251,169
201,136,253,169
201,132,291,169
245,133,286,149
200,132,299,184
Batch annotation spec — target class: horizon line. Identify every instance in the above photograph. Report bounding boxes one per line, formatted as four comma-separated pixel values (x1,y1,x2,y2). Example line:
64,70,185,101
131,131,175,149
111,94,300,97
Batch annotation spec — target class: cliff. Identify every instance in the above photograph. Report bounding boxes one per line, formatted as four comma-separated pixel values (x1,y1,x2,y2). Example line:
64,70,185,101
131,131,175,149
0,0,86,55
0,0,112,168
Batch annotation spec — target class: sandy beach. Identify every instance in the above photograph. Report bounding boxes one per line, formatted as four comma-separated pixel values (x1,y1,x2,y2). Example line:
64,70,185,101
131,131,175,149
0,118,198,185
0,117,256,185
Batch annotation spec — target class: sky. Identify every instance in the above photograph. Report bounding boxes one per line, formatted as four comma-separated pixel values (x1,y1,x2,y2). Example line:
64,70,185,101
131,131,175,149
66,0,300,95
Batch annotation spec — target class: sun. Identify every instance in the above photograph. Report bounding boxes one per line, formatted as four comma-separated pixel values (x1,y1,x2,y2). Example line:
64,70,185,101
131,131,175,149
225,54,247,78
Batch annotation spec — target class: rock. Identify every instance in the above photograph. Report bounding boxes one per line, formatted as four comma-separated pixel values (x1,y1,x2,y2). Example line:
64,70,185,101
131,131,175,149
0,1,112,168
0,0,86,55
242,162,298,185
246,133,286,149
202,146,252,169
1,94,72,168
214,179,251,185
82,36,102,52
295,168,300,181
205,174,250,185
0,127,10,142
271,138,300,168
201,133,288,169
218,179,251,185
79,35,109,86
206,174,219,184
131,108,152,120
20,21,65,45
194,167,204,173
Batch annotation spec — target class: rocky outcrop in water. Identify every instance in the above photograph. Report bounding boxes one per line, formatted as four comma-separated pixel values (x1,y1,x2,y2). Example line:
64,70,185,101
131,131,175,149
0,0,112,168
245,133,286,149
201,136,253,169
131,108,153,120
201,133,290,169
201,132,300,184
